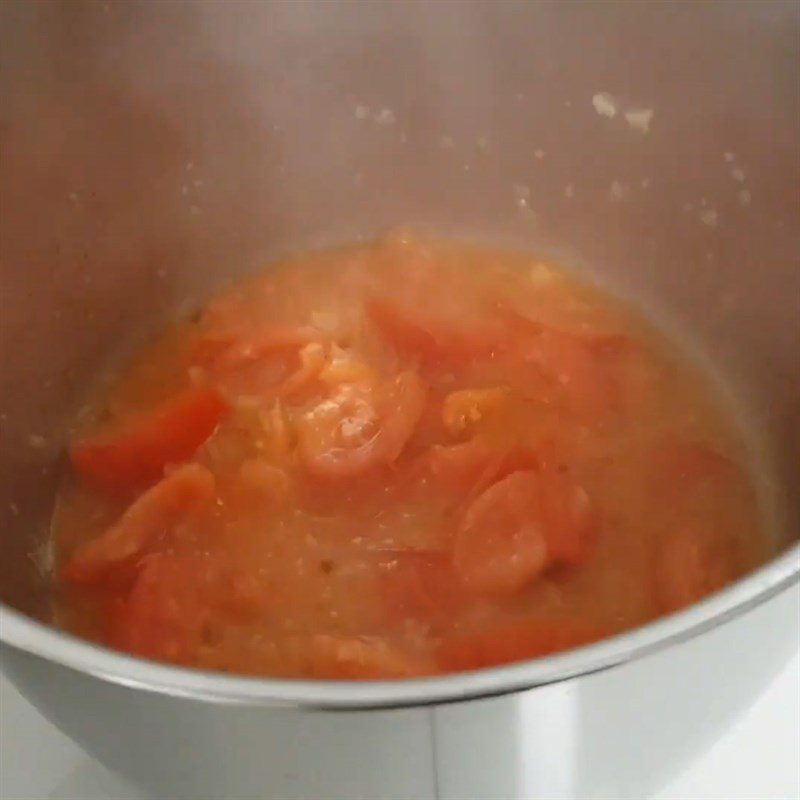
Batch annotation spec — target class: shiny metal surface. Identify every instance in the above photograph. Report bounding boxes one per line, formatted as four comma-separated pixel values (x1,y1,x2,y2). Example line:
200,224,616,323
1,0,798,712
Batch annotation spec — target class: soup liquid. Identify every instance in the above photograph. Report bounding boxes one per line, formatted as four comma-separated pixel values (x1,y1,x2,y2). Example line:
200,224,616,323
52,234,767,678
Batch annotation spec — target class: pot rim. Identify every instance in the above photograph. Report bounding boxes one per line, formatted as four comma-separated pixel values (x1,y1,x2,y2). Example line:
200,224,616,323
1,542,798,709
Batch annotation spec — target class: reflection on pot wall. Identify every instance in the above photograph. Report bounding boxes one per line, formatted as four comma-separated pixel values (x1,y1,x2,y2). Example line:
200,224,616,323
3,583,798,799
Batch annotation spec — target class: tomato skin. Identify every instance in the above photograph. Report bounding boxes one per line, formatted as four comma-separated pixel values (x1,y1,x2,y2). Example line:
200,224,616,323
72,387,228,493
61,463,215,585
536,471,594,566
113,552,214,664
452,467,594,596
427,438,542,497
368,298,505,364
297,371,426,479
438,617,606,672
453,471,550,596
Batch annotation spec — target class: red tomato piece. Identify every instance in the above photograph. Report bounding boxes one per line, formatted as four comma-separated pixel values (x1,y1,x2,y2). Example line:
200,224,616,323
308,635,432,679
297,371,426,479
453,467,594,595
438,617,606,672
379,550,467,625
71,387,228,492
536,471,594,566
368,298,505,364
278,341,327,400
453,471,549,596
114,552,218,664
427,438,542,497
61,463,215,584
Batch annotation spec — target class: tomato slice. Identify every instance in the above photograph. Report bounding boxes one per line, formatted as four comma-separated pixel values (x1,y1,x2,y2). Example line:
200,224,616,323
308,635,432,679
278,341,327,400
61,463,215,584
438,616,606,672
72,387,228,492
453,467,594,595
368,298,505,364
379,550,467,626
536,470,594,566
427,438,542,497
114,552,217,664
297,371,426,479
453,471,549,595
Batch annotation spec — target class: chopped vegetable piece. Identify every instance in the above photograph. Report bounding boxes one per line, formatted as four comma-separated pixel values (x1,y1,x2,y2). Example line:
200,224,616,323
72,387,228,492
62,464,215,584
278,341,327,400
454,471,550,595
297,370,426,479
536,470,594,565
427,438,541,496
114,552,219,663
368,298,504,364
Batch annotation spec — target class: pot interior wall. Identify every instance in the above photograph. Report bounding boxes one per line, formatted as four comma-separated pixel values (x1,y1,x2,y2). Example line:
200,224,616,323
1,0,798,618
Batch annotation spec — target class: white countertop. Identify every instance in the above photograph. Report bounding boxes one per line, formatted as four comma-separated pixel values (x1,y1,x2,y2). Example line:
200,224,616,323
2,650,798,800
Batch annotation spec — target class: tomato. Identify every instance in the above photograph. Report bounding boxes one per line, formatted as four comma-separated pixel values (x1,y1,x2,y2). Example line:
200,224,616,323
278,341,327,400
453,471,549,595
308,635,432,679
379,550,467,626
453,467,594,595
71,387,228,493
368,298,505,364
427,438,505,495
297,371,426,479
113,552,211,663
536,470,594,566
438,617,606,672
61,463,215,584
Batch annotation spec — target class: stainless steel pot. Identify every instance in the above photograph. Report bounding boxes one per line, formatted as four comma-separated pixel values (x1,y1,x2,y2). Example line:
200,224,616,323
1,2,798,798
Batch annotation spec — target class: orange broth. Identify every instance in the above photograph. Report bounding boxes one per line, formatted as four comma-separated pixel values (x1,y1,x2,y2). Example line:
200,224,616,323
51,233,768,678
